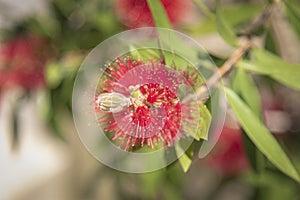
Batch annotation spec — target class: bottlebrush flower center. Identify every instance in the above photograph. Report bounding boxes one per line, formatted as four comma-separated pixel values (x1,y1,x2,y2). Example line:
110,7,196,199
130,83,180,128
132,105,151,127
95,57,199,150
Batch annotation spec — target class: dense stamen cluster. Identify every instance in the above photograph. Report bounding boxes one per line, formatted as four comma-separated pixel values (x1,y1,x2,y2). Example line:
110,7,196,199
95,57,200,151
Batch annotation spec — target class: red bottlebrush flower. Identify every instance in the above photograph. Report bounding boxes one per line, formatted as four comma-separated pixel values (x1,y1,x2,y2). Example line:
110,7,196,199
204,126,249,175
114,0,191,28
95,57,202,151
0,35,52,90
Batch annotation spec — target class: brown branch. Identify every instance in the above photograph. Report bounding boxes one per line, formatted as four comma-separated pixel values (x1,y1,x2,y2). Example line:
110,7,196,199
183,39,252,103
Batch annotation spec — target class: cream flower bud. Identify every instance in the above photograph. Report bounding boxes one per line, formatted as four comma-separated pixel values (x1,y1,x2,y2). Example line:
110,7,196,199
96,92,130,113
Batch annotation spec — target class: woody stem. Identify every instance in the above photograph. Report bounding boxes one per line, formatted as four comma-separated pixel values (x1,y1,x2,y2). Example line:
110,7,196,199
183,38,252,103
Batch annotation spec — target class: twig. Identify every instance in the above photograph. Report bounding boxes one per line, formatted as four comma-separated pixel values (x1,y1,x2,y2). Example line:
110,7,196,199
237,5,273,36
183,39,252,103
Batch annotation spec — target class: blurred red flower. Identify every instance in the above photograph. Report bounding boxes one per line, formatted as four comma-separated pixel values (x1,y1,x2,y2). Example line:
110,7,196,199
0,35,52,90
114,0,191,28
204,126,250,175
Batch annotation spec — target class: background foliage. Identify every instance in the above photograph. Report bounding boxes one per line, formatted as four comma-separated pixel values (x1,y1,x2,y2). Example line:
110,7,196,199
1,0,300,199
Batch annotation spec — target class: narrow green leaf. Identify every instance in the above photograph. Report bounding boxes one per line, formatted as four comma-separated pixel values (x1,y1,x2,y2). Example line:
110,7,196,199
232,68,261,117
129,46,160,61
146,0,172,29
252,48,300,73
146,0,186,66
162,50,191,70
237,49,300,90
196,103,211,141
146,0,209,69
245,171,299,199
271,73,300,90
192,0,214,18
216,0,238,46
232,69,265,172
284,0,300,40
140,170,164,198
237,60,270,74
188,3,263,35
146,0,214,76
225,87,300,182
183,102,211,141
175,143,193,172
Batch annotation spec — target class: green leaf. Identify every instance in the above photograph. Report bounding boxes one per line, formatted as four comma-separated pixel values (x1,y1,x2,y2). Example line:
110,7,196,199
140,170,164,198
216,0,238,46
188,3,263,35
146,0,172,29
232,68,261,117
237,49,300,90
225,87,300,182
284,0,300,40
147,0,208,68
175,143,193,172
271,73,300,90
196,103,211,141
146,0,185,66
245,171,299,199
192,0,214,18
232,69,265,172
264,27,278,54
252,48,300,73
129,46,160,61
162,49,192,70
182,102,211,141
146,0,214,75
236,60,269,74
